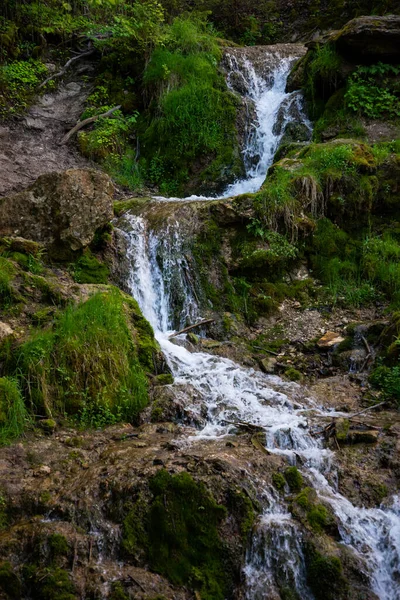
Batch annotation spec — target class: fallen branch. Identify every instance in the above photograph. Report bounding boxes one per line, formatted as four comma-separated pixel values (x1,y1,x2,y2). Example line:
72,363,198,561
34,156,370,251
222,419,264,432
361,335,371,355
348,401,386,419
168,319,215,339
38,49,94,90
253,345,279,356
60,105,121,145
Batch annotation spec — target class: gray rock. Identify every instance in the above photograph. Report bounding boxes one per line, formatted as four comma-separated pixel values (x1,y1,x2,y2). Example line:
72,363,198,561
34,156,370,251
0,169,114,258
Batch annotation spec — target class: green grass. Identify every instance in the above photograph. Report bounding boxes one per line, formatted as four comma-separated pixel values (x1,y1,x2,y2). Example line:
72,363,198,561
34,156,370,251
141,14,240,193
0,256,15,306
0,377,30,445
14,290,149,424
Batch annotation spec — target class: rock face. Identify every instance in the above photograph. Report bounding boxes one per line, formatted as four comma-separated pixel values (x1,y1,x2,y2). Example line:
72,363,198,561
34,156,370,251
333,15,400,61
0,169,114,258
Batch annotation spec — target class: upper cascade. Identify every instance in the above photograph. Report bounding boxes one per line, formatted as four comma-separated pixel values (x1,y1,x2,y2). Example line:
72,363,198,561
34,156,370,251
158,44,311,202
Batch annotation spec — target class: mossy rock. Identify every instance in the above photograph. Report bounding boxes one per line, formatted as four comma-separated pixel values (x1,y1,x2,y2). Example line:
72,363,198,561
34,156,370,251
72,250,109,284
284,466,303,493
305,546,348,600
122,470,229,600
272,472,286,492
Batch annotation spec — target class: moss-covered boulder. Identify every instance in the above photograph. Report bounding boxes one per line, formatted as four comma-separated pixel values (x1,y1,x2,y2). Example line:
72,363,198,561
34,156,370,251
6,289,167,425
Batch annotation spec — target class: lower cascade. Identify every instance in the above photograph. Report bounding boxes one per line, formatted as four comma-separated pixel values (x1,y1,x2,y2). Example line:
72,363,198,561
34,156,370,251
121,212,400,600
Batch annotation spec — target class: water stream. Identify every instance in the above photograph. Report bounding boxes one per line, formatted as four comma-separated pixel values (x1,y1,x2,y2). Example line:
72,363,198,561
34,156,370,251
120,47,400,600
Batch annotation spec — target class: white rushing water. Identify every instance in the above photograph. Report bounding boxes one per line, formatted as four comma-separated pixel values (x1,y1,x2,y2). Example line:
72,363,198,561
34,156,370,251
122,212,400,600
154,48,311,202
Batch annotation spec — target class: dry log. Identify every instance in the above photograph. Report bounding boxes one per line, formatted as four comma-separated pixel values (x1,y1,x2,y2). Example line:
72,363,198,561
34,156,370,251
60,105,121,145
168,319,215,339
38,49,94,90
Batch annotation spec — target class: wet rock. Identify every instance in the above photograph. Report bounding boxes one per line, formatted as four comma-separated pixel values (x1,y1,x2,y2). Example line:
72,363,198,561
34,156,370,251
187,332,199,345
0,169,114,259
317,331,345,349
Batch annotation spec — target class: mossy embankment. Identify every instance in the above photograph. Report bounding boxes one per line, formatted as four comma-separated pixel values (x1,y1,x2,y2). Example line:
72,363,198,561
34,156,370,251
0,230,169,443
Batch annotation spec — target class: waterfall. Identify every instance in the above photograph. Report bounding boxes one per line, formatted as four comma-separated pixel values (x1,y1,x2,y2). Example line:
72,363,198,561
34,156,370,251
120,211,400,600
155,46,311,202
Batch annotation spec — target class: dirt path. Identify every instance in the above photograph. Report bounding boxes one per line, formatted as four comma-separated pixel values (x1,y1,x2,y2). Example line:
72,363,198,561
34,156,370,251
0,65,95,197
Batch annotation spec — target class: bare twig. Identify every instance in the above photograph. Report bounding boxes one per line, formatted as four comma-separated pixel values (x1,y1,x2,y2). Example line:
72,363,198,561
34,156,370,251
38,49,95,90
60,105,121,145
168,319,215,339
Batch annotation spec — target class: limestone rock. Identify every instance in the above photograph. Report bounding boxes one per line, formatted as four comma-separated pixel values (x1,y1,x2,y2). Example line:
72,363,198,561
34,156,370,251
317,331,345,349
0,169,114,258
0,322,13,342
334,15,400,61
259,357,277,374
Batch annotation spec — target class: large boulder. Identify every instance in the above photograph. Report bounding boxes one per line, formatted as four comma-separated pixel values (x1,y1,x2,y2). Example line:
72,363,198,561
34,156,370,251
332,15,400,62
0,169,114,258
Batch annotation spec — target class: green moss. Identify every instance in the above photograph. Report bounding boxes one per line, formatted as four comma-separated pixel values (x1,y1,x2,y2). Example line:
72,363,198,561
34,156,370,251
23,565,76,600
295,487,315,511
284,367,302,381
123,470,229,600
0,561,21,599
48,534,69,560
272,472,286,492
72,250,109,284
335,418,350,442
306,549,348,600
153,373,174,385
284,466,303,493
228,489,255,537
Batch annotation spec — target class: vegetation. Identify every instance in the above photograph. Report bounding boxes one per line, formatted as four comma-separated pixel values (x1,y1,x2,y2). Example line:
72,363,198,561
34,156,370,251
123,470,229,600
10,290,151,426
0,377,30,445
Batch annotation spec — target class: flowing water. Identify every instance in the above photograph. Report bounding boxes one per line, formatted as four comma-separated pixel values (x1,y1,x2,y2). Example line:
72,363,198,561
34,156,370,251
120,47,400,600
155,46,311,202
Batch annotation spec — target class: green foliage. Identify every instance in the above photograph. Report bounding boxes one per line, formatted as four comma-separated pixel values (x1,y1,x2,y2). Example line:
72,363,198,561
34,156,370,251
72,251,109,284
0,377,30,446
141,14,239,193
284,466,303,493
362,235,400,303
346,63,400,120
14,291,149,424
48,534,69,560
123,470,228,600
0,59,47,117
369,366,400,408
304,44,342,111
78,110,138,160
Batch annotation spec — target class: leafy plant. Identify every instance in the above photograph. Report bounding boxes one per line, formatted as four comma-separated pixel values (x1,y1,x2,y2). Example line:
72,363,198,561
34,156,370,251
345,62,400,119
